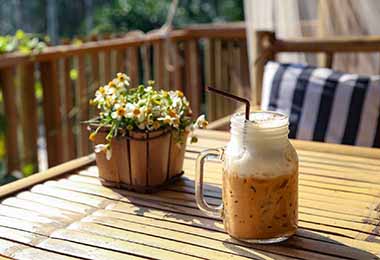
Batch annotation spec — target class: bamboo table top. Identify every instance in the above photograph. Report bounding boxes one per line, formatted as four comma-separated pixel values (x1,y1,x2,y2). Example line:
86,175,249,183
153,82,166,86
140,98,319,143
0,129,380,260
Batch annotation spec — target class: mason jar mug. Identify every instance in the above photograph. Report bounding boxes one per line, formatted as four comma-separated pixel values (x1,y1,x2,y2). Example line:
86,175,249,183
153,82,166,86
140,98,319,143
195,111,299,243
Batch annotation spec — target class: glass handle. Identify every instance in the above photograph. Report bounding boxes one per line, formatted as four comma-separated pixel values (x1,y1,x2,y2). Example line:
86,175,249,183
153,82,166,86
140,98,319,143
195,148,224,217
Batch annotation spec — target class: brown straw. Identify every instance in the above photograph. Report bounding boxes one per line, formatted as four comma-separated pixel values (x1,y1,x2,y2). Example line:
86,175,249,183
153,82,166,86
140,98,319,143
206,86,251,120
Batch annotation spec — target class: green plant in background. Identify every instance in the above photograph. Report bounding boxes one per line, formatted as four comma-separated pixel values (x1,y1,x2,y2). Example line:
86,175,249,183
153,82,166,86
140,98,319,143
0,29,47,55
90,0,243,34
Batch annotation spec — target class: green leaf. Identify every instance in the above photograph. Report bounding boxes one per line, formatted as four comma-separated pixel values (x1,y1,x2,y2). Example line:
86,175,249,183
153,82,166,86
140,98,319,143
70,69,78,80
15,30,25,40
35,81,43,100
22,163,37,177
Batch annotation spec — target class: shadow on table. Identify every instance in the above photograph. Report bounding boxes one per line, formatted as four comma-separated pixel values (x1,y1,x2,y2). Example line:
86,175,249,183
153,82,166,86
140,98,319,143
109,176,225,232
110,177,379,260
158,177,225,231
222,229,380,260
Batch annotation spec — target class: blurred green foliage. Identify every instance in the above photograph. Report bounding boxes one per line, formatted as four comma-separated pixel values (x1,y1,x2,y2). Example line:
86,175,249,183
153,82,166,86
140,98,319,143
0,30,47,54
90,0,244,34
0,0,243,39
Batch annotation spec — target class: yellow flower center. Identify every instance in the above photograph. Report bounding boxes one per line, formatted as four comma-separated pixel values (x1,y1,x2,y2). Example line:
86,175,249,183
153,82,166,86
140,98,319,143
168,109,177,117
176,90,184,97
133,108,141,115
99,87,105,94
117,107,126,116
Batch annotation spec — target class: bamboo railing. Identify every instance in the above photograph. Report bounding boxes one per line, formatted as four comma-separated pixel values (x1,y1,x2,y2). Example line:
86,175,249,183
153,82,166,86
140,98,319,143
0,22,250,175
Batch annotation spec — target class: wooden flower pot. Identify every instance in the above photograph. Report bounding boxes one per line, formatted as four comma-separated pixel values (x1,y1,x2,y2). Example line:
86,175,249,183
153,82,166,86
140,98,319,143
91,127,187,193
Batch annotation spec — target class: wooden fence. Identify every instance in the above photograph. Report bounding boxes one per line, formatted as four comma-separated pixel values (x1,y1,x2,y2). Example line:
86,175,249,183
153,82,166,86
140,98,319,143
0,22,250,175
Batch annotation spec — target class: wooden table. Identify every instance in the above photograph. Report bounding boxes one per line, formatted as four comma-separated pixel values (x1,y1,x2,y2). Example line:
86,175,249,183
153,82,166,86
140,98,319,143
0,129,380,260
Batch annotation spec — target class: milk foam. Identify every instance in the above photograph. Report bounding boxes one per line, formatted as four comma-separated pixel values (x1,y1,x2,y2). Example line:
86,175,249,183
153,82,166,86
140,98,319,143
225,144,297,178
225,111,298,178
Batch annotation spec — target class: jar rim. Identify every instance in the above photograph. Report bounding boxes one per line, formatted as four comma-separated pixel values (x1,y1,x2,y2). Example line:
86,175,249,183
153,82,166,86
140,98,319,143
231,111,289,129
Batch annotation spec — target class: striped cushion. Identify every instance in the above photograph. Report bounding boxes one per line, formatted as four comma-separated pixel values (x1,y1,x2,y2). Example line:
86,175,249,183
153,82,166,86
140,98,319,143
261,61,380,147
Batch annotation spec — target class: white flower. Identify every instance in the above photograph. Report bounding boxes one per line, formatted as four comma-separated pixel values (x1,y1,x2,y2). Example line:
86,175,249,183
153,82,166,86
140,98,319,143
125,103,136,118
111,103,127,120
137,107,146,123
195,114,208,129
94,144,107,153
117,72,130,86
94,144,112,160
158,115,172,125
105,85,116,95
94,87,106,103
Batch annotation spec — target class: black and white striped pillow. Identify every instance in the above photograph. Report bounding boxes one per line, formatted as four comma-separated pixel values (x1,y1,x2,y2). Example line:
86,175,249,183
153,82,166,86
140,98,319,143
262,61,380,147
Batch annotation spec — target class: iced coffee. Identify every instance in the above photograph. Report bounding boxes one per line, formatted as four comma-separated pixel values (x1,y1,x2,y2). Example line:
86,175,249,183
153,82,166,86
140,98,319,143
196,111,299,243
222,170,298,240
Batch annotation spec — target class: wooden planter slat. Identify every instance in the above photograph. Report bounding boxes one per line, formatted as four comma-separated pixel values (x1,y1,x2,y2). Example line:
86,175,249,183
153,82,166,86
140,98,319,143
93,128,187,193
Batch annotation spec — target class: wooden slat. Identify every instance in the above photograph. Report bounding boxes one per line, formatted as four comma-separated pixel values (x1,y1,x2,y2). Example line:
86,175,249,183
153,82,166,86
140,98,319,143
184,40,201,117
0,67,20,173
224,41,233,114
103,35,112,81
0,239,28,257
40,60,64,167
0,154,94,198
205,38,216,121
38,237,145,260
153,41,164,88
115,49,126,74
213,39,223,120
12,247,78,260
0,204,65,226
239,40,250,99
90,47,100,119
172,41,183,91
321,52,334,68
55,228,194,260
77,54,89,156
141,44,151,83
126,46,139,87
62,58,76,160
1,197,79,222
19,63,38,173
